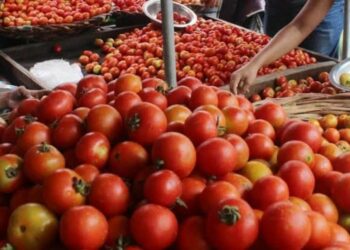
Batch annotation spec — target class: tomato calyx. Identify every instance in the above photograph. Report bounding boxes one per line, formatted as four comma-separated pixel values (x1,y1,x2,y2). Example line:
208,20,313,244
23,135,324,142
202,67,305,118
154,159,165,170
155,86,166,95
72,177,90,196
5,167,19,179
49,119,59,129
0,243,14,250
38,142,51,153
127,113,141,131
15,127,25,137
175,198,188,209
105,236,131,250
24,115,37,124
218,205,241,225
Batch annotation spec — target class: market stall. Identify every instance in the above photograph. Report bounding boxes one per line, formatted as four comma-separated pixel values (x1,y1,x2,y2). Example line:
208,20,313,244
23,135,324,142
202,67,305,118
0,0,349,249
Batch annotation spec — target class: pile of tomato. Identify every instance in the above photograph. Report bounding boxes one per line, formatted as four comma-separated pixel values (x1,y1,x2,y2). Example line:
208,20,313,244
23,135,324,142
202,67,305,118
113,0,145,13
251,71,339,102
78,18,317,87
0,73,350,249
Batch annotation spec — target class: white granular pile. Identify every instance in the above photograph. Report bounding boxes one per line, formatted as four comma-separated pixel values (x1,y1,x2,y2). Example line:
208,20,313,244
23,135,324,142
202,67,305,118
29,59,83,90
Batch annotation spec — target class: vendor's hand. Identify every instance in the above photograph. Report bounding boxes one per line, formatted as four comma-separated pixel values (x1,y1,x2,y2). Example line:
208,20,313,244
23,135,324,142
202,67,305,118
230,63,259,95
7,86,50,109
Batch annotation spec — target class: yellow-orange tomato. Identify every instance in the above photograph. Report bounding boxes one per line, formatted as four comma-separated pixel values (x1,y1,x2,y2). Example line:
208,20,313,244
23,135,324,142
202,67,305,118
240,160,272,183
165,105,192,124
323,128,340,143
319,114,338,129
318,143,342,162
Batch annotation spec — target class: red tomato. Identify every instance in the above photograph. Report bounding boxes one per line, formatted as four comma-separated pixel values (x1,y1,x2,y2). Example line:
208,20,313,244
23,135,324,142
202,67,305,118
166,85,192,106
142,77,168,91
113,91,142,119
52,114,84,149
196,137,237,177
281,121,322,152
218,173,253,197
329,222,350,244
277,140,315,167
54,82,77,97
16,121,51,154
86,104,123,142
199,181,240,214
205,198,258,249
17,98,40,117
222,106,249,136
177,76,202,90
324,128,340,143
312,153,333,179
24,143,65,183
315,171,342,197
247,119,276,141
2,115,35,144
73,164,99,183
245,133,275,161
165,105,192,124
184,111,217,146
72,107,90,121
332,173,350,213
177,216,211,250
0,154,24,193
36,90,75,124
194,105,226,136
75,132,110,169
151,132,196,178
237,95,254,112
189,85,218,110
106,215,129,247
319,143,342,162
42,169,88,214
0,143,12,156
254,102,286,129
125,102,167,145
108,141,148,179
333,152,350,173
138,87,168,110
88,173,130,217
78,88,107,108
113,74,142,95
261,201,312,249
249,175,289,210
305,211,332,249
216,90,239,109
130,204,178,249
144,170,182,206
76,75,107,98
224,134,250,170
60,205,108,250
175,177,206,217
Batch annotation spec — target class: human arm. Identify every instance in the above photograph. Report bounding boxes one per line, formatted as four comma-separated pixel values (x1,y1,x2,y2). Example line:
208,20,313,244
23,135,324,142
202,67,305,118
230,0,335,94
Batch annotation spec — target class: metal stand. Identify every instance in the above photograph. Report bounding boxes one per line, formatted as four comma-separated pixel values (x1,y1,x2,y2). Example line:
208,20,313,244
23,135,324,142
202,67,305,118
161,0,177,87
343,0,350,59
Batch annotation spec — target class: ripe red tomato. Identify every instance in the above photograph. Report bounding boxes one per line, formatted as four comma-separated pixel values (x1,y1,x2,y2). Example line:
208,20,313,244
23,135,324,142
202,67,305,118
196,137,237,177
199,181,240,214
151,132,196,178
113,91,142,119
144,170,182,206
249,175,289,210
73,164,99,183
224,134,250,170
333,152,350,173
177,76,202,90
16,121,51,154
245,133,275,161
60,205,108,250
76,75,107,98
305,211,332,249
166,85,192,106
108,141,148,179
332,173,350,213
237,95,254,112
247,119,276,141
216,90,239,109
54,82,77,97
106,215,129,247
36,90,75,124
222,106,249,136
130,204,178,249
126,102,167,145
312,153,333,179
75,132,110,169
52,114,84,149
86,104,123,142
72,107,90,121
189,85,218,110
184,110,217,146
0,154,24,194
278,160,315,199
324,128,340,143
261,201,312,249
318,143,342,162
177,216,211,250
17,98,40,117
254,102,287,129
114,74,142,95
24,143,65,183
78,88,107,108
281,121,322,152
42,169,88,214
218,172,253,198
206,198,258,249
165,105,192,124
142,77,168,91
88,173,130,217
329,222,350,244
277,140,315,167
138,87,168,110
